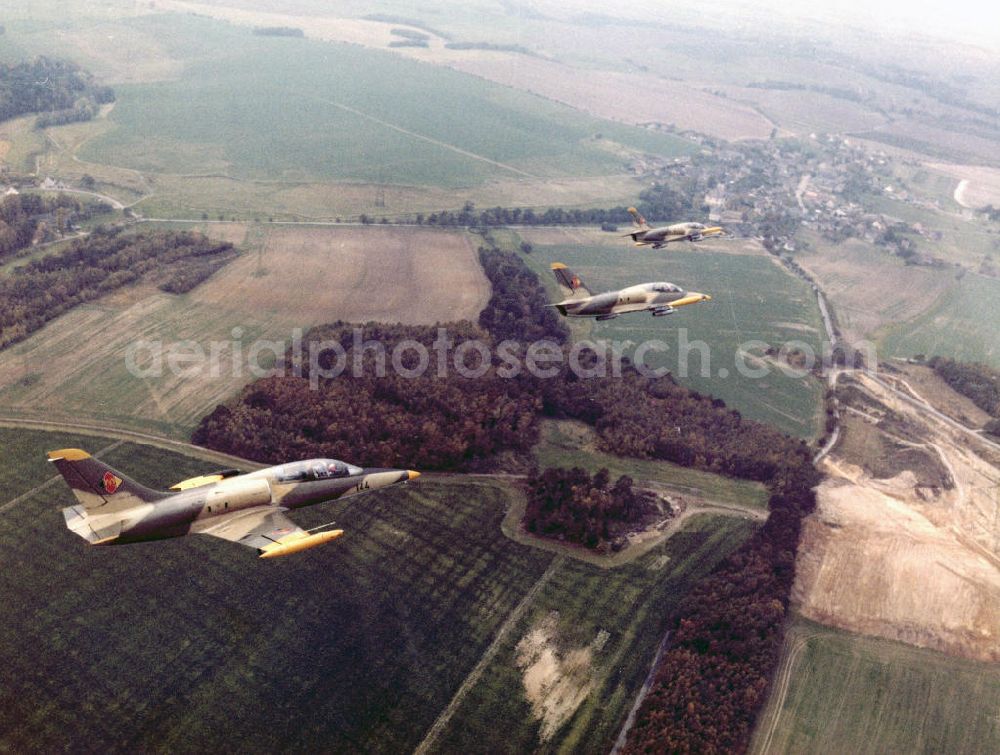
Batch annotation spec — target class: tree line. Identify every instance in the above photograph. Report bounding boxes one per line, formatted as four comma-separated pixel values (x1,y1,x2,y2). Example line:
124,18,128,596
192,245,820,752
929,356,1000,437
929,356,1000,416
0,228,235,348
388,184,699,230
0,57,114,126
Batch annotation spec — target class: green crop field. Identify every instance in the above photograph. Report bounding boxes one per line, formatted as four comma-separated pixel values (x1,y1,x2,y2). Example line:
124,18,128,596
433,514,757,753
0,428,758,752
865,194,1000,269
534,419,770,509
68,14,693,196
518,241,826,439
750,617,1000,754
880,272,1000,367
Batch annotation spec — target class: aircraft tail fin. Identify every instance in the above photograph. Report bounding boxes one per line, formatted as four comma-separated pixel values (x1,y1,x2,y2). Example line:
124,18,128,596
628,207,649,229
48,449,169,511
551,263,592,299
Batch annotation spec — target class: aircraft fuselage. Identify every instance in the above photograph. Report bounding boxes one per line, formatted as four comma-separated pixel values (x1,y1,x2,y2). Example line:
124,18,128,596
554,282,711,319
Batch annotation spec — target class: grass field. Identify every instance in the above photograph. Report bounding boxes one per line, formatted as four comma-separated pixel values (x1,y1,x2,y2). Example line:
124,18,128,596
0,114,47,173
0,225,489,437
750,617,1000,754
880,272,1000,367
0,427,758,752
534,419,769,509
794,226,1000,368
863,194,1000,269
515,236,826,438
121,173,651,223
793,231,957,343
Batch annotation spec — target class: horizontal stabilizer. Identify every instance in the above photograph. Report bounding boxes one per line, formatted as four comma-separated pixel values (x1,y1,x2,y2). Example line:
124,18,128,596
551,262,592,299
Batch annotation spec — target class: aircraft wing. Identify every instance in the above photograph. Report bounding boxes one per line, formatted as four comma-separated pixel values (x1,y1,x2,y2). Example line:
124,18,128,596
191,506,343,558
613,302,657,315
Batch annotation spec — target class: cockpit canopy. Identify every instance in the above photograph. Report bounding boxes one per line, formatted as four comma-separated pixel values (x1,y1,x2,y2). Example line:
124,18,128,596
273,459,363,483
651,283,682,293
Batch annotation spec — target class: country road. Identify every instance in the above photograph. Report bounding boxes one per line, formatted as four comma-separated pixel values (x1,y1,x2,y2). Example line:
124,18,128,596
865,372,1000,453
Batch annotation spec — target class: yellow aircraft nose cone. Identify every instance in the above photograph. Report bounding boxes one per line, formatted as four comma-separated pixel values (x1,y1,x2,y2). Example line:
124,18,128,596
407,470,421,480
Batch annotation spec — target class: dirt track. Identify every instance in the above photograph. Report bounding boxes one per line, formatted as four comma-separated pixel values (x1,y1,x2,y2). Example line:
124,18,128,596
793,371,1000,661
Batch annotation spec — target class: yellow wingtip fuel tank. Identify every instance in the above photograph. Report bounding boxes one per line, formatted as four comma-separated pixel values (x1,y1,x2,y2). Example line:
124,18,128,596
258,529,344,559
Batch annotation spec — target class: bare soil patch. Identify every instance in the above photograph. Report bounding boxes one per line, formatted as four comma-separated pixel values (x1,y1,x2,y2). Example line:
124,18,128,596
515,612,596,742
793,372,1000,662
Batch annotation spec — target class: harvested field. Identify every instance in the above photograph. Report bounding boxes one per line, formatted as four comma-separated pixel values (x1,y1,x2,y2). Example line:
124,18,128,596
928,162,1000,208
449,56,776,141
717,87,887,135
0,226,488,436
793,235,955,345
860,121,1000,166
193,225,488,325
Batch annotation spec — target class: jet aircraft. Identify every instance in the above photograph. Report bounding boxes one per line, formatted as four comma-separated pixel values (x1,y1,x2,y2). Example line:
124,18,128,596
49,449,419,558
624,207,725,248
549,262,710,321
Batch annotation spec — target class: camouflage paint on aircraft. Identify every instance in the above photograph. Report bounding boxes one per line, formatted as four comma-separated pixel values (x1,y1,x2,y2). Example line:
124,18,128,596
49,449,419,558
549,263,711,321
